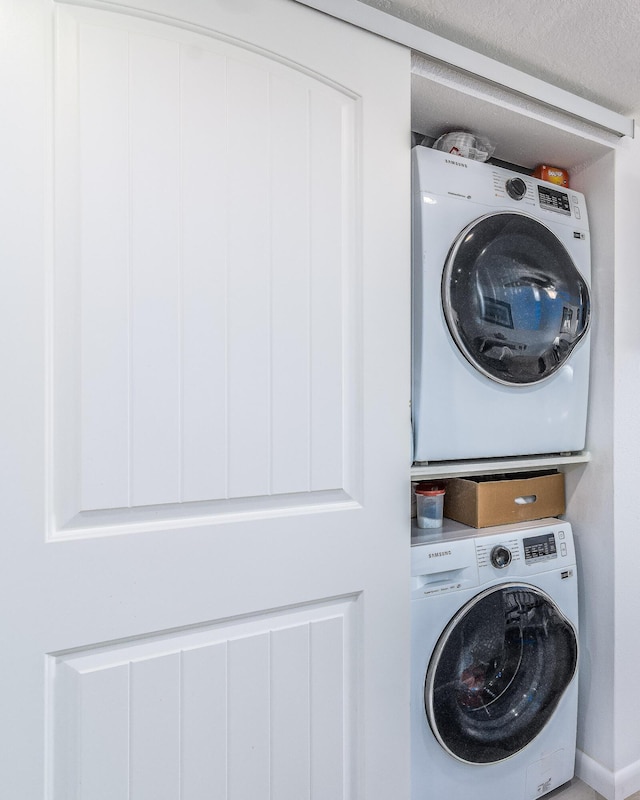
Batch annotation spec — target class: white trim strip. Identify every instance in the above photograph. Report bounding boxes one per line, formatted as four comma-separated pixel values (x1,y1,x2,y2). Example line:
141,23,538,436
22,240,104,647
293,0,634,138
575,748,640,800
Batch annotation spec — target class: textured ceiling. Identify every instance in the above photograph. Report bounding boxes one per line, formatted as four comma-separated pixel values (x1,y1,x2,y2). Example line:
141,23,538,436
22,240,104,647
359,0,640,116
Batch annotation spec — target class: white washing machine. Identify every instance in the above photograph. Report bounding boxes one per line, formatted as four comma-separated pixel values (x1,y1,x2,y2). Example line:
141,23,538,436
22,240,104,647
411,518,579,800
412,146,592,462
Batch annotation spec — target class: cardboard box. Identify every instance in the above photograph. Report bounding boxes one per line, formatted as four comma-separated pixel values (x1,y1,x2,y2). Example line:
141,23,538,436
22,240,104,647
443,471,565,528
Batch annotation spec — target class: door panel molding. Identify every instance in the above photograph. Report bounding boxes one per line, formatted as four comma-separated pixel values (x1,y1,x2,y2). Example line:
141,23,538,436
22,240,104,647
51,3,364,537
49,594,359,798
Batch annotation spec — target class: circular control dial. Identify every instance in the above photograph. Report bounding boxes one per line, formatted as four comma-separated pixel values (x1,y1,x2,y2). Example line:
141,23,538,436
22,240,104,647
505,177,527,200
490,545,512,569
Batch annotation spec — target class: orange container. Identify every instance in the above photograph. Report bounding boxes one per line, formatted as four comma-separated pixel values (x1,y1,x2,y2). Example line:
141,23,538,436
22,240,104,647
533,164,569,188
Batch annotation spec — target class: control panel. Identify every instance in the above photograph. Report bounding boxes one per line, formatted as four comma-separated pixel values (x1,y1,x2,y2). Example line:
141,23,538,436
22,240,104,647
472,524,573,575
537,185,571,216
523,532,557,562
411,522,575,596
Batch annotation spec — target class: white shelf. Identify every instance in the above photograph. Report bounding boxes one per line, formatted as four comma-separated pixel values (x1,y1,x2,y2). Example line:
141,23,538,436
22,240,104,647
411,451,591,481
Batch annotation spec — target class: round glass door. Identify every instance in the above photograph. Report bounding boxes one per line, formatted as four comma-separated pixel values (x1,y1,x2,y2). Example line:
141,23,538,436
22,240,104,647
442,212,591,386
425,583,577,764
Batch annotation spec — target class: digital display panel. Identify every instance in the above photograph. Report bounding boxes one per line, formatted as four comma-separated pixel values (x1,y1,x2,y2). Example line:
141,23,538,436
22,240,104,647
523,532,557,561
538,185,571,215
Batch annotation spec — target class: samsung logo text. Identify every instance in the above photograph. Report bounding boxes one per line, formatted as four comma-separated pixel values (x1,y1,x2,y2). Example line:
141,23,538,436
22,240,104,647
428,550,452,558
445,159,467,168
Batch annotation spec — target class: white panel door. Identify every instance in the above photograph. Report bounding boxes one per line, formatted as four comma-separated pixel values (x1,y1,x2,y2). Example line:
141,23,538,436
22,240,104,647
0,1,410,797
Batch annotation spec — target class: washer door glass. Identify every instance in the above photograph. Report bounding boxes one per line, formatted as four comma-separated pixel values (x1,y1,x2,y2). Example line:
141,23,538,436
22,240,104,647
425,583,577,764
442,212,591,386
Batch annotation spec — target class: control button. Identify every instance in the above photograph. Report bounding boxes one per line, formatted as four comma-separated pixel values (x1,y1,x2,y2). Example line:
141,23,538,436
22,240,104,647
558,530,565,540
574,208,581,219
572,195,579,203
506,177,527,200
560,543,567,556
490,545,512,569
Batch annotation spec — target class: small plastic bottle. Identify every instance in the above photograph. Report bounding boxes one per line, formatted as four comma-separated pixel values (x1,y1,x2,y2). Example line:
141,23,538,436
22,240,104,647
415,482,446,529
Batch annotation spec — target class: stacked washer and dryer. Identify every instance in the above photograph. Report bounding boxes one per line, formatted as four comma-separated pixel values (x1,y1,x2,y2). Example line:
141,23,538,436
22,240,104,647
410,145,591,800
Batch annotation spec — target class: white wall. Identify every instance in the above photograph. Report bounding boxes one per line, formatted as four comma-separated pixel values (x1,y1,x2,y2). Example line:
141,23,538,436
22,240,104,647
565,151,616,774
612,131,640,776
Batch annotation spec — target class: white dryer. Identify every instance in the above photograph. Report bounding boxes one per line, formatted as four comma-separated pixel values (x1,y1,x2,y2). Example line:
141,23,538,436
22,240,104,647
411,518,579,800
412,146,592,462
